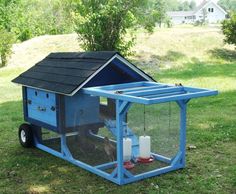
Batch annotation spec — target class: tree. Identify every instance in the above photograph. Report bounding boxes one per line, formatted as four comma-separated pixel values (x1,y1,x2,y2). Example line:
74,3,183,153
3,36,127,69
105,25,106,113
74,0,162,55
222,12,236,47
202,8,208,24
154,0,167,27
0,28,15,67
178,0,191,11
0,0,75,41
189,0,196,10
0,0,18,31
218,0,236,12
165,0,179,11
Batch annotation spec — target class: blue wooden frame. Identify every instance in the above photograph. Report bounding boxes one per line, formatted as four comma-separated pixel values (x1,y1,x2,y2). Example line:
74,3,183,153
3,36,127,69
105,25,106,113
30,81,217,185
82,81,218,104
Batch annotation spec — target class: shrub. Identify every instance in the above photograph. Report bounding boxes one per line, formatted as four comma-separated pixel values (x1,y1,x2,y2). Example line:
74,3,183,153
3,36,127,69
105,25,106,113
0,28,15,67
74,0,162,56
1,0,75,42
222,12,236,47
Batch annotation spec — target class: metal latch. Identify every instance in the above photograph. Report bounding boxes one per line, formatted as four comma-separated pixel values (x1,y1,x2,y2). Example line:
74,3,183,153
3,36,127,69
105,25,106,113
115,90,123,94
37,106,46,112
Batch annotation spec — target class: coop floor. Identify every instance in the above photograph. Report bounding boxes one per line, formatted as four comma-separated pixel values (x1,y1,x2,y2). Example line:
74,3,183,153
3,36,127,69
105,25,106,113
104,160,168,176
42,134,169,175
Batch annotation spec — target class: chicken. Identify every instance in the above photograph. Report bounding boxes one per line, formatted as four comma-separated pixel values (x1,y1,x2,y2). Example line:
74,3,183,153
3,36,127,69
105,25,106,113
104,137,116,162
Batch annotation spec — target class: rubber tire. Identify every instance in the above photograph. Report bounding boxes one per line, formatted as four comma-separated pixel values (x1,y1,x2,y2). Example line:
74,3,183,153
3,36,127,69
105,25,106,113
18,123,34,148
90,128,99,135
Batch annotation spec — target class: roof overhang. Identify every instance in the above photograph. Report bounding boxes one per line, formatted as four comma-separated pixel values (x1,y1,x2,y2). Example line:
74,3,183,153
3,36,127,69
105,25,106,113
194,1,227,15
16,54,155,96
70,54,155,96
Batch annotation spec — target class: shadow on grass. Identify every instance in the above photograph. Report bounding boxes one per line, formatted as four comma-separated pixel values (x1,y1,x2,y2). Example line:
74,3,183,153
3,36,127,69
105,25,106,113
187,90,236,144
156,57,236,79
132,50,186,67
209,48,236,62
153,50,186,62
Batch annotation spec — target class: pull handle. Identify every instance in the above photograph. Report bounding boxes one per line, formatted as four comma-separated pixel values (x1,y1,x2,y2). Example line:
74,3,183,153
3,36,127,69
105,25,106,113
37,106,46,112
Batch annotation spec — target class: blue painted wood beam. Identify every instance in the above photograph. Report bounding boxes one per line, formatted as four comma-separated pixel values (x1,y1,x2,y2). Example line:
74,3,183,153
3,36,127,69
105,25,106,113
124,86,184,96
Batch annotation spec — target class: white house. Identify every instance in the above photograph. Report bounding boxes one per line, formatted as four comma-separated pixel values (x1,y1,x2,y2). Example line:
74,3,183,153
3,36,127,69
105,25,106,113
167,0,227,25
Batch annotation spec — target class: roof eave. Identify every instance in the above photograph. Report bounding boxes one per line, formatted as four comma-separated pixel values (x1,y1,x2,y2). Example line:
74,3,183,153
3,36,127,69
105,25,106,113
194,1,227,15
12,53,155,96
69,54,155,96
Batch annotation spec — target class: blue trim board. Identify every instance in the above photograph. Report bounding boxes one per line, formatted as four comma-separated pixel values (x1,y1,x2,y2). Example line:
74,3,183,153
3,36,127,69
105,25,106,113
26,117,58,132
57,94,65,133
22,86,28,121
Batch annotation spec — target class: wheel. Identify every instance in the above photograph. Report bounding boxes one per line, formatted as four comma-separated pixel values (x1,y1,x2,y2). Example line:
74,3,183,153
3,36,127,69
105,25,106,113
91,128,99,134
18,123,34,148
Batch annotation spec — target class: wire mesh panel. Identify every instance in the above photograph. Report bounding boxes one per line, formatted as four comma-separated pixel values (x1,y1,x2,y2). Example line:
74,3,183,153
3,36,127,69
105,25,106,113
65,129,112,166
61,97,117,166
128,102,180,158
41,128,61,152
36,94,180,180
126,102,180,175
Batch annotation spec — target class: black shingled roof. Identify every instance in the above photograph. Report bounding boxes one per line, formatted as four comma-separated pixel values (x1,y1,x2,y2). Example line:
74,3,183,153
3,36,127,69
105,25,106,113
12,51,154,95
12,51,118,94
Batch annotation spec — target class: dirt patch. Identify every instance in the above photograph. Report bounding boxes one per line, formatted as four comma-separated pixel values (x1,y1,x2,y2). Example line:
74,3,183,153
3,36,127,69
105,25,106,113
8,34,80,68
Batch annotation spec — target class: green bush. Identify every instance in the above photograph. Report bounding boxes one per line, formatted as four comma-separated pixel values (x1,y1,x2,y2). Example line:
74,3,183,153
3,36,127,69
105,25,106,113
74,0,163,55
0,0,75,42
0,28,15,67
75,1,134,55
222,12,236,47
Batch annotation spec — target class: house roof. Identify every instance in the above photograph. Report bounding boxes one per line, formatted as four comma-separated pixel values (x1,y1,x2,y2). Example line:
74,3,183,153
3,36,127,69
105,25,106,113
167,0,227,17
12,51,154,96
194,0,210,13
194,0,227,15
167,11,194,17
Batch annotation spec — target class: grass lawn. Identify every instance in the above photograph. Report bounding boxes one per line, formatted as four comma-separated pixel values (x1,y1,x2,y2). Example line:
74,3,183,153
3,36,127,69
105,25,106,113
0,25,235,193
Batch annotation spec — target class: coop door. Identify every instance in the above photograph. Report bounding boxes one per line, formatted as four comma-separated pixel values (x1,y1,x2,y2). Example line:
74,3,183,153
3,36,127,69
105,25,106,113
26,88,57,126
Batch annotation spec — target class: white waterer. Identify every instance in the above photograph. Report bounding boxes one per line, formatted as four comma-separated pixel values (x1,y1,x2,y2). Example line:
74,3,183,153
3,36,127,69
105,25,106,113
123,137,132,161
139,135,151,159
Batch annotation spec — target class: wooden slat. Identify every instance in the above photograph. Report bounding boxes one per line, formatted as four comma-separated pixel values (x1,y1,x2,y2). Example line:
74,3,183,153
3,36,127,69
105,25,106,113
124,87,184,97
120,85,168,93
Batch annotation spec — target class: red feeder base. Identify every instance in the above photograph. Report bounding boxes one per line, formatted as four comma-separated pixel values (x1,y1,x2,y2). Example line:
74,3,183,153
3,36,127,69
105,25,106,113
137,156,154,163
115,161,135,170
123,161,135,169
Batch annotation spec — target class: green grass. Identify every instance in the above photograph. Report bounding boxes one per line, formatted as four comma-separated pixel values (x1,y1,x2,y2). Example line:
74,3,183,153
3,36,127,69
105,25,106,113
0,26,235,193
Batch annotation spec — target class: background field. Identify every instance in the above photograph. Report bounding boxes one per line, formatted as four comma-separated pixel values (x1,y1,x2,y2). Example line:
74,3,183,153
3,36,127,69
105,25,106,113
0,25,235,194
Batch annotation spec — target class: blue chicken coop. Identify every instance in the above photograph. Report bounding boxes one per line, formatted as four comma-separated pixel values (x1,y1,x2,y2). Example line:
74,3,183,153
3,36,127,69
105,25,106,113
12,51,217,185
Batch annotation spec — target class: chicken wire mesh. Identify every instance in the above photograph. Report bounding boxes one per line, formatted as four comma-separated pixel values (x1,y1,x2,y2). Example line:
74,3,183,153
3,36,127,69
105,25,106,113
126,102,180,174
40,128,61,152
128,102,180,159
64,97,117,166
38,98,180,173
